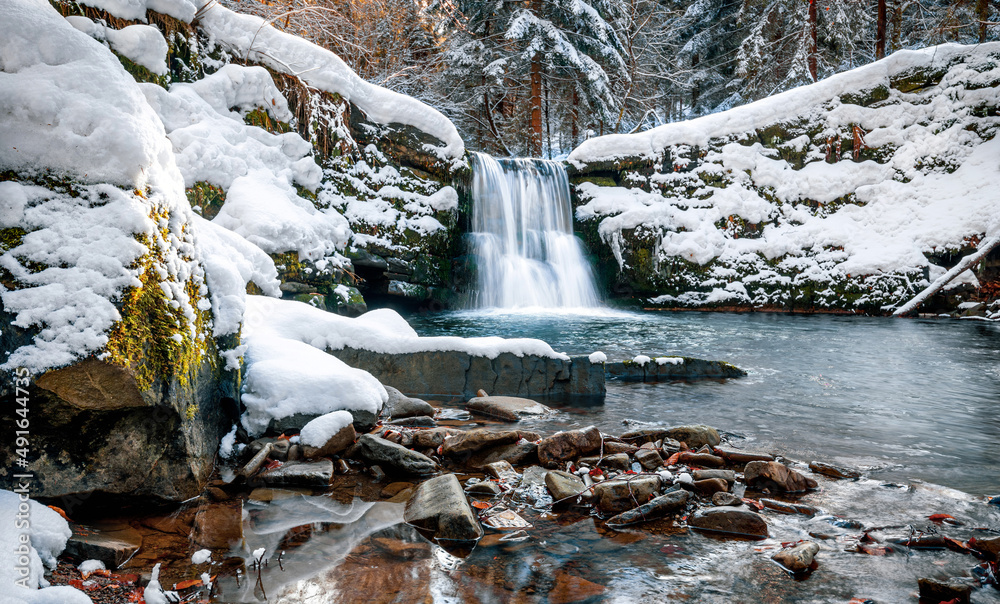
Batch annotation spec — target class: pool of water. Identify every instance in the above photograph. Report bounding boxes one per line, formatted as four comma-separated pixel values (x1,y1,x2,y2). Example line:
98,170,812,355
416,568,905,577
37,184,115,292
408,309,1000,496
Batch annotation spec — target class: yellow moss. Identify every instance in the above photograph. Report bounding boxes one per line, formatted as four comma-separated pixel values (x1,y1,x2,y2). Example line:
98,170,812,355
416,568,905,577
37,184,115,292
104,202,214,393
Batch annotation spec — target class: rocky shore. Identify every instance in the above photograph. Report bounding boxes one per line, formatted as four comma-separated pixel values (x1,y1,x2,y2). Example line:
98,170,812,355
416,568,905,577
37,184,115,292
41,391,1000,604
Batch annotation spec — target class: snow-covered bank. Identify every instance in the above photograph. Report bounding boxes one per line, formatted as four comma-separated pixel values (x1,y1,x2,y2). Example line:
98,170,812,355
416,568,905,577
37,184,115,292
570,43,1000,311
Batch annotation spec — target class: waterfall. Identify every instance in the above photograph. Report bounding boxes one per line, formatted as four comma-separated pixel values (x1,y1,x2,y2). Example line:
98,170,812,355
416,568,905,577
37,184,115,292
469,153,600,309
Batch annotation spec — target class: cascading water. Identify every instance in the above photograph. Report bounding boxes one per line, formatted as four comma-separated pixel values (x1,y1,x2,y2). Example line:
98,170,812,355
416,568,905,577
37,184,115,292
469,153,600,309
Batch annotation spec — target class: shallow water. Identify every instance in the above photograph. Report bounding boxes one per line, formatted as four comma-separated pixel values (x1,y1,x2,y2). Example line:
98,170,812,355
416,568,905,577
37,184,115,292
205,311,1000,603
409,310,1000,496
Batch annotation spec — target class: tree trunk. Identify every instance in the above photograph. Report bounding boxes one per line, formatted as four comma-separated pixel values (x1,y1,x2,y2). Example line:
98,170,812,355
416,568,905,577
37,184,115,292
808,0,818,81
876,0,887,59
530,57,542,157
544,76,552,159
571,88,579,146
977,0,989,43
891,0,902,52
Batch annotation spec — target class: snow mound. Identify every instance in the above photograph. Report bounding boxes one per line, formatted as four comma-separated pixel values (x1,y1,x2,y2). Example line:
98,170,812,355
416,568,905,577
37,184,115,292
299,410,354,448
196,3,464,161
66,16,168,75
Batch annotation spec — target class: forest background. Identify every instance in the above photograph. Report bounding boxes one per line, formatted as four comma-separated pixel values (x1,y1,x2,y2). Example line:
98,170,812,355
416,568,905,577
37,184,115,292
224,0,998,158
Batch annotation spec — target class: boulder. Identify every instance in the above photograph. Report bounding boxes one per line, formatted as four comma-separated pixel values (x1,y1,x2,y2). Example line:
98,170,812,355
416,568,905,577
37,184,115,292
465,395,553,421
711,492,742,506
465,442,539,469
603,441,639,455
593,476,661,514
466,480,501,496
760,498,819,516
354,434,437,476
971,535,1000,560
537,427,603,467
192,501,244,549
269,407,379,435
917,578,972,604
259,460,334,488
605,490,689,527
772,541,820,573
618,428,670,445
692,470,735,484
441,429,521,459
688,506,768,539
410,427,459,449
744,461,817,492
484,460,519,483
691,478,729,496
808,461,861,480
634,448,663,471
404,474,483,543
665,425,721,449
384,385,435,419
579,453,630,471
545,470,586,503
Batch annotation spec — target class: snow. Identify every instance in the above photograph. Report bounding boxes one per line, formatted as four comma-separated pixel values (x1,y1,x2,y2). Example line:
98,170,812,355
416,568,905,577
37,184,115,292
191,549,212,564
588,351,607,364
66,16,169,75
77,560,105,576
77,0,198,23
571,43,1000,309
218,424,238,458
299,410,354,448
631,355,651,366
0,0,206,373
0,489,91,603
655,356,683,366
196,3,464,161
143,563,173,604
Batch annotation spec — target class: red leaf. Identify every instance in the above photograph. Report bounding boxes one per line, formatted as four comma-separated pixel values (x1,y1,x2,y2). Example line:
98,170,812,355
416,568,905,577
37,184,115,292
665,452,681,466
174,578,203,590
471,501,491,510
928,513,954,522
741,498,763,511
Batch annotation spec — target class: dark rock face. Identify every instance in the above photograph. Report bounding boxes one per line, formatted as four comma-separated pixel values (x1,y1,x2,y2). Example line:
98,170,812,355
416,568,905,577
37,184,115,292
772,541,820,572
384,385,435,419
3,356,233,503
744,461,817,492
64,522,141,568
593,476,661,514
537,427,603,468
354,434,437,476
606,358,746,381
330,348,605,398
606,490,689,527
688,506,768,539
259,460,334,488
269,406,380,435
404,474,483,543
465,395,553,421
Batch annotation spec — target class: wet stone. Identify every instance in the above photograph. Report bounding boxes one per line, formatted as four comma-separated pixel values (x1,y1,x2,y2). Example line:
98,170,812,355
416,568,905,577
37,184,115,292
579,453,630,471
537,426,603,468
259,459,334,488
411,427,458,449
688,506,768,539
192,501,244,549
549,571,606,604
693,469,736,484
772,541,820,573
712,492,742,506
354,434,437,476
714,447,775,464
466,480,501,496
692,478,729,496
603,441,639,455
465,395,554,422
760,498,819,516
484,460,518,483
744,461,817,492
605,490,690,527
545,470,586,504
387,415,437,427
808,460,861,480
302,423,355,459
404,474,483,543
634,448,663,471
917,577,972,604
384,385,435,419
971,535,1000,560
65,523,141,568
465,441,538,470
441,429,521,458
619,428,672,445
665,425,721,449
593,476,661,514
678,452,725,468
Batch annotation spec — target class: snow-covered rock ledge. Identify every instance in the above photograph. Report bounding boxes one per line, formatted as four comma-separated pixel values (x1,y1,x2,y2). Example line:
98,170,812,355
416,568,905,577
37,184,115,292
239,297,604,436
566,43,1000,313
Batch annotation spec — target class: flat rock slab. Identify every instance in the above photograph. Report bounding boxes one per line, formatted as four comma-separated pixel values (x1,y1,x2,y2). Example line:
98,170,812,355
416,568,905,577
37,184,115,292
65,523,141,568
606,358,746,381
466,396,554,422
259,460,334,488
593,476,661,514
744,461,817,492
404,474,483,543
354,434,437,476
689,506,768,539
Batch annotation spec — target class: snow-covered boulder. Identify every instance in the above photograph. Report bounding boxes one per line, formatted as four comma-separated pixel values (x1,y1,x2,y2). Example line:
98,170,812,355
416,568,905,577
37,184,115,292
568,43,1000,313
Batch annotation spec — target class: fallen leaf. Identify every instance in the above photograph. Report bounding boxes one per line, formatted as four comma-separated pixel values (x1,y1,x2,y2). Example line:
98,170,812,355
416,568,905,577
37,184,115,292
46,505,72,523
175,578,203,590
471,501,491,510
665,452,681,466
